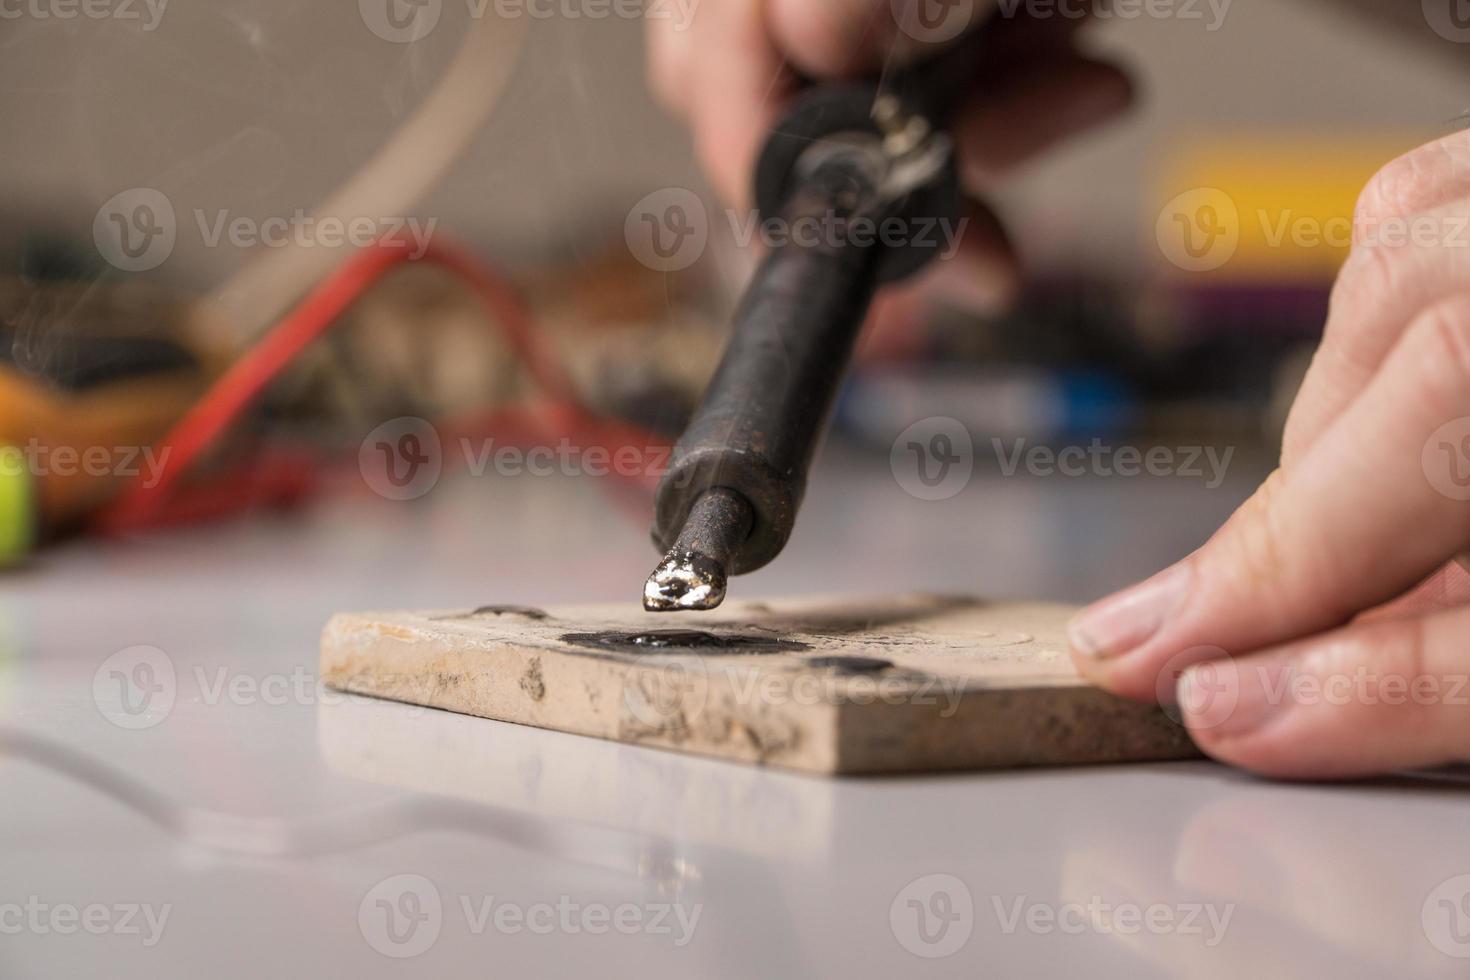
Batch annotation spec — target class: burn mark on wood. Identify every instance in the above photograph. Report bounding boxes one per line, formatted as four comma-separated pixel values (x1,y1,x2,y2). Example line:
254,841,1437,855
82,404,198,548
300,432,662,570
803,655,894,675
559,629,809,655
519,657,546,701
433,605,550,622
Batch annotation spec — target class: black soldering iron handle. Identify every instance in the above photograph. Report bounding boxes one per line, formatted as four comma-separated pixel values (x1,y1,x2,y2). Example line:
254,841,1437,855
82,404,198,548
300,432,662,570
651,150,888,575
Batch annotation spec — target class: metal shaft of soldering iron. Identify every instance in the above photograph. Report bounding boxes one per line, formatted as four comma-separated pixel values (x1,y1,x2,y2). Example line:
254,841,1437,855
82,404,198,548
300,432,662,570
644,149,888,612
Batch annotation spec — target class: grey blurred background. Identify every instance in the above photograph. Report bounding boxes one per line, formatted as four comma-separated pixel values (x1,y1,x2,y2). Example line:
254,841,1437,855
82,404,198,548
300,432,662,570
6,0,1470,552
2,1,1467,288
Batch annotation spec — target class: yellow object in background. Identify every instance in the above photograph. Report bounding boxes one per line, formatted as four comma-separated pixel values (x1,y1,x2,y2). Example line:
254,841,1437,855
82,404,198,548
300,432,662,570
1150,134,1426,282
0,445,36,564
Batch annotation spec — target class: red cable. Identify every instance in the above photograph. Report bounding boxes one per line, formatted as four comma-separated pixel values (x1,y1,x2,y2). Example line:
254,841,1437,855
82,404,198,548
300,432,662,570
99,239,665,532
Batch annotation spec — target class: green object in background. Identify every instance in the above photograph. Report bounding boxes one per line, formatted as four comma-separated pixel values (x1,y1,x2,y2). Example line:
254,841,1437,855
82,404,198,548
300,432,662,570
0,446,36,564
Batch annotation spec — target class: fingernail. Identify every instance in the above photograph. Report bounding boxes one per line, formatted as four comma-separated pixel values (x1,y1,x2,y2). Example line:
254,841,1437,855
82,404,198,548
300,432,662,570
1069,562,1191,660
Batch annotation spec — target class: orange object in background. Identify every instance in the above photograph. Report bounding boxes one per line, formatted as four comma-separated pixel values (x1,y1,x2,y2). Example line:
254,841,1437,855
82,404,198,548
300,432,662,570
0,283,213,546
0,368,203,533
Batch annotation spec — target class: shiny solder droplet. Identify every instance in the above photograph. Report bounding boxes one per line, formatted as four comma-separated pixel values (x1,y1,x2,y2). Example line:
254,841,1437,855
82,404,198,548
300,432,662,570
643,552,728,611
643,488,754,612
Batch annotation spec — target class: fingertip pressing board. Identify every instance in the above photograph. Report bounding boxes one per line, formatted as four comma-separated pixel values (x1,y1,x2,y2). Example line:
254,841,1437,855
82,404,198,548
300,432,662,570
319,594,1199,775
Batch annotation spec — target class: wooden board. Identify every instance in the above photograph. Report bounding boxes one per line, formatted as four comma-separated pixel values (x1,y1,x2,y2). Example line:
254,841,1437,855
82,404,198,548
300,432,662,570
319,594,1199,775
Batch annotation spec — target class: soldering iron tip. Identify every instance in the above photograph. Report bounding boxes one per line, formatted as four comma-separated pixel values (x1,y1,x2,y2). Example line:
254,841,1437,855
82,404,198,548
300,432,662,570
643,552,729,612
642,488,754,613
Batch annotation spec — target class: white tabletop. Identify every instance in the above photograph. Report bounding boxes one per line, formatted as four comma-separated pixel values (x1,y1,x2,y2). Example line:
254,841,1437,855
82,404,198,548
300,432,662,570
5,452,1467,978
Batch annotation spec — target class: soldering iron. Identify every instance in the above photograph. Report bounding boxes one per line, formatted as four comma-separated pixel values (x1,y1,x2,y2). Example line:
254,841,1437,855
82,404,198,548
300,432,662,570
644,43,978,612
